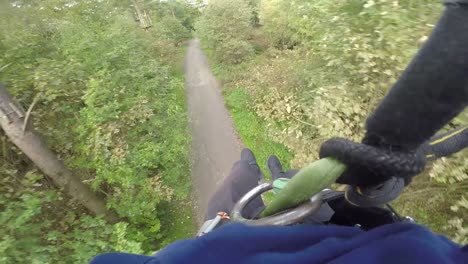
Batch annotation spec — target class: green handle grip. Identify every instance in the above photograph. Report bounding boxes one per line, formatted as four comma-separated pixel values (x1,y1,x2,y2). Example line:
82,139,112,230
260,158,346,218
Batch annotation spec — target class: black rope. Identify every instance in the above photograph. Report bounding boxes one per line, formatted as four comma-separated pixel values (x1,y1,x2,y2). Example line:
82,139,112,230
319,138,426,187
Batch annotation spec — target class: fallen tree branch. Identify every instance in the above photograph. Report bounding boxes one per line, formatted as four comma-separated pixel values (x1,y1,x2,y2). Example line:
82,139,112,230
0,84,119,223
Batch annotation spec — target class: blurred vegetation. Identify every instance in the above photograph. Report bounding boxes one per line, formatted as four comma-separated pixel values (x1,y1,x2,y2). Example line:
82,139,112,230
196,0,467,241
0,0,199,262
195,0,255,64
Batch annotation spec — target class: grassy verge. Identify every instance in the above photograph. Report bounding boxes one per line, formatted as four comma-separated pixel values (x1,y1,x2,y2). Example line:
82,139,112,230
224,88,293,176
224,88,292,204
158,198,196,247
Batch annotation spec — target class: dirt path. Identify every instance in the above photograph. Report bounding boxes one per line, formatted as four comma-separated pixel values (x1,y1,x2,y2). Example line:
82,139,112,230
184,39,242,225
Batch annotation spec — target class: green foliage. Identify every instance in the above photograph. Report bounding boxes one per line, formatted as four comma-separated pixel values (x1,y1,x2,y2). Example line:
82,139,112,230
1,0,196,262
195,0,254,64
429,149,468,243
143,0,197,45
149,0,200,32
260,0,300,49
430,149,468,184
158,15,192,44
446,195,468,244
0,169,143,264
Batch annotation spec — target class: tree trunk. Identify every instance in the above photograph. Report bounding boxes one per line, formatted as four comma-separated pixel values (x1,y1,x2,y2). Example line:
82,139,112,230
0,84,119,224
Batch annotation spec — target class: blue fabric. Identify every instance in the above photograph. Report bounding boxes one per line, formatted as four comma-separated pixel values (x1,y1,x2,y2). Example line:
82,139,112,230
91,223,467,264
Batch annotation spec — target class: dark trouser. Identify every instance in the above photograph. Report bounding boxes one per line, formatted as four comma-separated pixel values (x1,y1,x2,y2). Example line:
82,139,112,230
204,160,264,221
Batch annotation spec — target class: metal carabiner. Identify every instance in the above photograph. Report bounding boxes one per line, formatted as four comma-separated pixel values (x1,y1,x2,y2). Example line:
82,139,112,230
231,182,322,226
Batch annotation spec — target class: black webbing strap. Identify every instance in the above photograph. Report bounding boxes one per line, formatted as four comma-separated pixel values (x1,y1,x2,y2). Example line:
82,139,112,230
420,127,468,161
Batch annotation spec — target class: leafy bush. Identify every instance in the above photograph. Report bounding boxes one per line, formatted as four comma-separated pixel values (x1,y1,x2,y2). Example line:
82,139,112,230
260,0,299,49
0,168,143,264
217,39,254,64
158,15,192,44
195,0,254,64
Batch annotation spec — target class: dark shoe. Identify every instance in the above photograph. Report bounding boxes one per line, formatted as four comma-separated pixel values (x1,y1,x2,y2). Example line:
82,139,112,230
267,155,285,181
241,148,257,166
241,148,264,184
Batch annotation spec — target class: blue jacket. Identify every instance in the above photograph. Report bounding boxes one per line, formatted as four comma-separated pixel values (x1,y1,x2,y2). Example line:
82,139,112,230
91,223,467,263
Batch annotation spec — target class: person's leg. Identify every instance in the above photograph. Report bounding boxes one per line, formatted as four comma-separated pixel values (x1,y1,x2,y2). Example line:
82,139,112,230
205,150,265,221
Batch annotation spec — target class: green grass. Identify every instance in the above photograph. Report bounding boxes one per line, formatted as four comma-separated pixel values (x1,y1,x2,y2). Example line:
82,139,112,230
158,198,196,247
224,88,293,177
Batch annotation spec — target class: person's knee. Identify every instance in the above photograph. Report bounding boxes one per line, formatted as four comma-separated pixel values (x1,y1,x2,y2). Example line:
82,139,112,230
231,160,261,180
228,160,261,195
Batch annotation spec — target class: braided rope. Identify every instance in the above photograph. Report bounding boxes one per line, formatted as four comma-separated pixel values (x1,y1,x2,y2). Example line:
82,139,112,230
319,138,426,187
